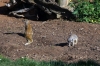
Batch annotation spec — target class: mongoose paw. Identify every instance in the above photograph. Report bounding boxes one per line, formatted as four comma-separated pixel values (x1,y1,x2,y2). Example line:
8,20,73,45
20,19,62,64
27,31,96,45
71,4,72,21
25,43,31,45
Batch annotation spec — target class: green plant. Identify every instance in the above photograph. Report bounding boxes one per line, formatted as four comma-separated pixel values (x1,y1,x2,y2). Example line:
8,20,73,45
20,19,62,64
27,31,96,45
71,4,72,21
14,57,36,66
0,55,99,66
0,55,12,66
71,0,100,23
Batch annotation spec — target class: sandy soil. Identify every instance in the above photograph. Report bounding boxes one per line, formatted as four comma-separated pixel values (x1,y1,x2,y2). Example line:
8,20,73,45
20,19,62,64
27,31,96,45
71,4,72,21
0,0,100,63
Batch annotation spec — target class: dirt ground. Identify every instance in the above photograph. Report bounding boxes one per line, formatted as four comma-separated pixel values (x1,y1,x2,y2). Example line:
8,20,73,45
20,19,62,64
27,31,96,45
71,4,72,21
0,0,100,63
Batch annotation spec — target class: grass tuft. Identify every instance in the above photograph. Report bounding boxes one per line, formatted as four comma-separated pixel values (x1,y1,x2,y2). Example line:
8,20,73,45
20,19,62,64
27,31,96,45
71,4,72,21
0,55,99,66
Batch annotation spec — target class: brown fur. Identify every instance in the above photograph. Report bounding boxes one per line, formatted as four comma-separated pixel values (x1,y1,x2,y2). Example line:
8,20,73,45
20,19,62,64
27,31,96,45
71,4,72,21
24,20,33,45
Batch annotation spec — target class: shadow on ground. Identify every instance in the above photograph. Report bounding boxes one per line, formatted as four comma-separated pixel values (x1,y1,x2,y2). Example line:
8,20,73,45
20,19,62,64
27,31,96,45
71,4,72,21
55,43,68,47
49,60,100,66
0,6,9,15
4,32,25,37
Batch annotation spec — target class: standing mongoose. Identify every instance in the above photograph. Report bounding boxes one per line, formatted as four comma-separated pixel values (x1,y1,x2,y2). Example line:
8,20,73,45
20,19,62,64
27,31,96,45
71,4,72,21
24,20,33,45
67,34,78,46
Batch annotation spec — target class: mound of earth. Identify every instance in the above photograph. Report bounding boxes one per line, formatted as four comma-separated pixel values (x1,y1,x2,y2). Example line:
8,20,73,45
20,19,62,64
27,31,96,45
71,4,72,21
0,0,100,63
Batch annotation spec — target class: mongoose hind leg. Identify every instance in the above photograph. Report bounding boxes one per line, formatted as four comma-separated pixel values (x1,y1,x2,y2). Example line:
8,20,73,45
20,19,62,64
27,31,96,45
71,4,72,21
25,39,33,45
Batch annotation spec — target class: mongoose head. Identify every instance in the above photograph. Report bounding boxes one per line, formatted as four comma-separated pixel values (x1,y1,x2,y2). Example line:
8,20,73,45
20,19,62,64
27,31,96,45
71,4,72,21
68,39,74,46
68,34,78,46
23,19,30,25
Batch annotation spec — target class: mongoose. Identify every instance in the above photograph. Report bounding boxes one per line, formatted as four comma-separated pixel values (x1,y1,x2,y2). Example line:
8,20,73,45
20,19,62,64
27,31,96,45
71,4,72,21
24,20,33,45
67,34,78,46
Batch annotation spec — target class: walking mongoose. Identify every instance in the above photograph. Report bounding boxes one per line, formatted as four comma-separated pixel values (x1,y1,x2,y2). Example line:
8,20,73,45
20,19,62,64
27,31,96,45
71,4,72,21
67,34,78,46
24,20,33,45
